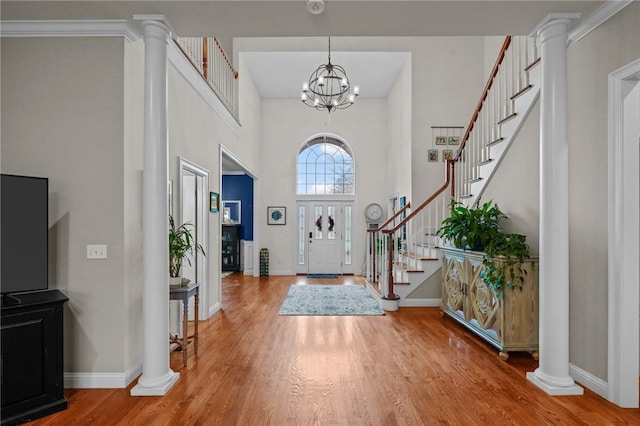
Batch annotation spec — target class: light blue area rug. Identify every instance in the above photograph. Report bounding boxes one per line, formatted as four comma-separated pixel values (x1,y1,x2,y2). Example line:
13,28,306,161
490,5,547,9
279,285,385,316
307,274,339,279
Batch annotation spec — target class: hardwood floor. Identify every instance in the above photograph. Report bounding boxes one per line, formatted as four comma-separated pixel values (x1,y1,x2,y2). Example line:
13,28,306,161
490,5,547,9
25,274,639,425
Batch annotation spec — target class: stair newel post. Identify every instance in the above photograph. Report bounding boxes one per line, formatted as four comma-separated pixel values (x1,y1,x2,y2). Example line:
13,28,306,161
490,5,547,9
370,229,376,283
383,229,399,301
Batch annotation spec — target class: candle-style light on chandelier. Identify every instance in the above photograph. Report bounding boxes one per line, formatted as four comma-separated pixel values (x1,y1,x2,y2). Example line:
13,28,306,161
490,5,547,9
301,37,359,113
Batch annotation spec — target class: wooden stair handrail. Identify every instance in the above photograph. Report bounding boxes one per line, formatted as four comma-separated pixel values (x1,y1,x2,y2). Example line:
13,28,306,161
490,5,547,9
454,36,511,162
383,161,453,235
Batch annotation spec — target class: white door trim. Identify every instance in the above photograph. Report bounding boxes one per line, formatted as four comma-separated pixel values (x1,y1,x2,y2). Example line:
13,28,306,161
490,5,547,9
607,57,640,408
179,157,210,321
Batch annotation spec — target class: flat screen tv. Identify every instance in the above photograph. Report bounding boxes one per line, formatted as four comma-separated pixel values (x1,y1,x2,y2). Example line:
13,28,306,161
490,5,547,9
1,174,49,295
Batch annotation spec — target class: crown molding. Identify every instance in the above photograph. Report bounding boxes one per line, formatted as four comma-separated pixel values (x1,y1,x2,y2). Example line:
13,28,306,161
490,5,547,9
569,0,633,42
0,20,140,42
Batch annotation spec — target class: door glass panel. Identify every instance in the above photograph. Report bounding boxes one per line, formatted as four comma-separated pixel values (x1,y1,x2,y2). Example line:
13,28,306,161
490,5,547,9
298,205,305,265
314,206,323,239
327,205,336,240
344,205,352,265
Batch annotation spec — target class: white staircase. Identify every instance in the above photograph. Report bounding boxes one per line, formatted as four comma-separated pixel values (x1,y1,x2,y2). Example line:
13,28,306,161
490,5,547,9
366,36,541,309
463,61,541,208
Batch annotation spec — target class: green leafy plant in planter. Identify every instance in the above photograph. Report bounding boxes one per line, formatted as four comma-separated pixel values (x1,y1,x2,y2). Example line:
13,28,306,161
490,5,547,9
169,215,206,284
481,232,530,294
436,199,504,250
437,200,531,295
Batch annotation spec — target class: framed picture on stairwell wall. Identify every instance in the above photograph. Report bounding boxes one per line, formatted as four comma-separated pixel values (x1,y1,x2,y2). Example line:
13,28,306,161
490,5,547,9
428,149,438,162
435,136,447,145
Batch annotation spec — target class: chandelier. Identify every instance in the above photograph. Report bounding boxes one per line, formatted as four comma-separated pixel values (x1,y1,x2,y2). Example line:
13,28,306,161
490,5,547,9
301,37,359,113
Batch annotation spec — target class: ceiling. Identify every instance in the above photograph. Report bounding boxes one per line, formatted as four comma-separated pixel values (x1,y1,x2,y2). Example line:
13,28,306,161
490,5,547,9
241,50,411,99
1,1,607,174
1,1,603,38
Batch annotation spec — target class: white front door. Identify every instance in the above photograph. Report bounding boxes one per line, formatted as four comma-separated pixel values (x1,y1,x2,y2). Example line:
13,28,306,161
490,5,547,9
296,201,355,275
308,202,342,274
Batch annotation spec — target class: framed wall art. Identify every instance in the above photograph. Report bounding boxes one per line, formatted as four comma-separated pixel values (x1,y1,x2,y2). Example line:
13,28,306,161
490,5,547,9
428,149,438,162
210,192,219,213
443,149,454,162
435,136,447,145
267,206,286,225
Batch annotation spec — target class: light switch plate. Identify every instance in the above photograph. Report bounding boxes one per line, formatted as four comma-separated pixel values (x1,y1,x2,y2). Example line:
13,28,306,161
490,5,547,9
87,244,107,259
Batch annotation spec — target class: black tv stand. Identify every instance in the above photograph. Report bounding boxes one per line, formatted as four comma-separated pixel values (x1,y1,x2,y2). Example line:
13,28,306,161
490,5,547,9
1,289,69,425
2,293,22,306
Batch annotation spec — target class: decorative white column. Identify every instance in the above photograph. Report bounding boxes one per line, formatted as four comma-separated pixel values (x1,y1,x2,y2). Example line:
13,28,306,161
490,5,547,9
131,15,179,396
527,13,583,396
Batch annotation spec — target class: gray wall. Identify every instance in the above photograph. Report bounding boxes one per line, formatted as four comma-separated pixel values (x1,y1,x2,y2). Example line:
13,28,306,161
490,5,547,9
1,37,138,373
566,3,640,380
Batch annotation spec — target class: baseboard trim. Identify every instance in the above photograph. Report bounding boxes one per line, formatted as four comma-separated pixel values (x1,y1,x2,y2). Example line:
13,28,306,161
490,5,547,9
209,302,221,318
569,362,608,400
399,298,441,307
64,360,142,389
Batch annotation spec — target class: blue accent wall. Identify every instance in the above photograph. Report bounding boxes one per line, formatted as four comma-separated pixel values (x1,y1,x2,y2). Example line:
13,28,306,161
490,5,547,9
222,174,254,240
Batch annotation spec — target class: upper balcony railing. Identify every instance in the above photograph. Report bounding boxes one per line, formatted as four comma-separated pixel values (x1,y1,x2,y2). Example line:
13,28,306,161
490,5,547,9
175,37,239,122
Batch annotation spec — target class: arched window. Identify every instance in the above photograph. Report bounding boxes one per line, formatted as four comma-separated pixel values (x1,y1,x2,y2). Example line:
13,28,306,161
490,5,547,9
297,135,354,195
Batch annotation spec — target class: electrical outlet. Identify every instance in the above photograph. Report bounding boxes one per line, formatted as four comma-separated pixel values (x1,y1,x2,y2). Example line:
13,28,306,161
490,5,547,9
87,244,107,259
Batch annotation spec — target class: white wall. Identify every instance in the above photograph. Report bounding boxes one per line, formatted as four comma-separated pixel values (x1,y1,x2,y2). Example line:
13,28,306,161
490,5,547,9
386,57,413,202
168,63,244,311
481,102,540,257
258,99,388,274
409,37,486,205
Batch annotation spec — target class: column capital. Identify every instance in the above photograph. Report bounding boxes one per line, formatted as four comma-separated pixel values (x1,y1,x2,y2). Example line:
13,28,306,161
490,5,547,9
133,14,175,40
530,12,581,39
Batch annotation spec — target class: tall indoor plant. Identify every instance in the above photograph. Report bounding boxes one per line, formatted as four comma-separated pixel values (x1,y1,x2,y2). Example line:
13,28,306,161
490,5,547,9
169,215,206,287
437,200,531,294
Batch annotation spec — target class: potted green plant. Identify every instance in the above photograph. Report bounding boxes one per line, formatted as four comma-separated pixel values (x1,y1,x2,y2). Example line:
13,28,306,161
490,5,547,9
169,215,206,287
437,200,531,295
436,199,503,251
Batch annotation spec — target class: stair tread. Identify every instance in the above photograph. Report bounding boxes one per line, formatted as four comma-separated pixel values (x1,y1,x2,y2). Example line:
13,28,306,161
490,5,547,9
394,262,424,273
525,57,541,72
511,85,533,100
498,112,517,125
487,137,504,147
403,252,439,261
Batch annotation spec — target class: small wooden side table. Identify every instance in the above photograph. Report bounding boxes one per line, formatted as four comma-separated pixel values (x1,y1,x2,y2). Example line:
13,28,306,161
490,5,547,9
169,282,199,367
